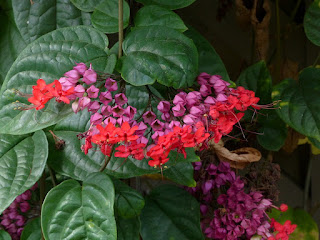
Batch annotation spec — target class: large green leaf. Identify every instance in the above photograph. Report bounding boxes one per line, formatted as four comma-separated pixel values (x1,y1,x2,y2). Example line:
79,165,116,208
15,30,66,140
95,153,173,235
20,218,41,240
91,0,130,33
42,173,116,240
140,185,204,240
0,130,48,214
70,0,103,12
269,207,319,240
272,67,320,140
184,27,233,85
257,110,288,151
116,215,140,240
135,0,196,10
0,230,11,240
113,179,145,219
0,10,26,87
12,0,91,44
0,26,112,135
134,5,187,32
237,61,272,104
163,162,196,187
120,26,198,89
304,0,320,46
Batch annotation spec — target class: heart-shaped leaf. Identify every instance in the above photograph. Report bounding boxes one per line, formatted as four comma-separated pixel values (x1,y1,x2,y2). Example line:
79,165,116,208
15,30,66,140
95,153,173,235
134,5,187,32
0,230,11,240
70,0,103,12
140,185,204,240
20,217,41,240
120,26,198,89
272,67,320,140
304,0,320,46
12,0,91,44
42,173,116,240
113,179,145,219
237,61,272,104
163,162,196,187
184,27,233,86
0,130,48,214
135,0,196,10
0,26,113,135
91,0,130,33
116,215,140,240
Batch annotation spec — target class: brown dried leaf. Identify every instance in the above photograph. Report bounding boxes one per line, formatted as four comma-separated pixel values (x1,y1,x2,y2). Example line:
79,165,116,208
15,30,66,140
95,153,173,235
282,127,305,153
211,142,261,169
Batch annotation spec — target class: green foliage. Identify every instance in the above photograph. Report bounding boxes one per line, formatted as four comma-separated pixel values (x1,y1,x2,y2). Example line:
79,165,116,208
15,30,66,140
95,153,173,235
41,173,116,240
70,0,103,12
163,162,196,187
116,216,140,240
20,218,41,240
91,0,130,33
0,230,11,240
185,27,233,85
0,26,114,135
272,67,320,141
134,5,188,32
135,0,196,10
120,26,198,89
140,185,204,240
0,131,48,214
304,0,320,46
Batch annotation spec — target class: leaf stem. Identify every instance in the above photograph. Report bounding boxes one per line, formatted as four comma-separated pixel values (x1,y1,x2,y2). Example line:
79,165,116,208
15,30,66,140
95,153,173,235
118,0,124,58
312,52,320,67
290,0,302,21
275,0,282,83
99,145,116,172
48,165,57,187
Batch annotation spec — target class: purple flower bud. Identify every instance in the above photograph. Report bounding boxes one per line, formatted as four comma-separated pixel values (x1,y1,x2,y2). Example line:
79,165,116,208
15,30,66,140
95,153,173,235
73,62,87,75
112,105,124,117
90,112,103,125
200,84,212,97
88,101,100,113
87,85,99,98
217,194,227,205
72,100,80,113
193,161,202,171
143,111,157,125
151,119,164,131
173,92,187,105
172,104,186,117
218,162,230,172
99,91,113,105
206,163,217,175
157,101,170,113
189,106,204,116
161,112,171,122
183,114,197,125
186,91,201,107
15,215,25,227
104,117,116,125
133,121,147,136
58,77,74,91
21,190,31,201
101,105,112,117
137,136,148,145
105,78,118,91
197,72,211,85
151,131,164,140
213,78,230,93
200,204,209,215
168,120,181,129
19,202,30,213
64,70,80,82
114,93,128,106
124,106,137,120
74,85,85,98
208,75,222,85
202,180,214,195
216,93,228,102
82,64,97,85
1,218,11,227
257,199,272,210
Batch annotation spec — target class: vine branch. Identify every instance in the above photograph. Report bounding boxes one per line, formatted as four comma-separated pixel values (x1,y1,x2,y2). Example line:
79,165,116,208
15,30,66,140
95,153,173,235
118,0,124,58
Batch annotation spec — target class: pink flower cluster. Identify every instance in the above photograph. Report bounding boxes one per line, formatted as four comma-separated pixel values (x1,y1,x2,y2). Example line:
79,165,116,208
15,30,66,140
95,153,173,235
0,184,38,239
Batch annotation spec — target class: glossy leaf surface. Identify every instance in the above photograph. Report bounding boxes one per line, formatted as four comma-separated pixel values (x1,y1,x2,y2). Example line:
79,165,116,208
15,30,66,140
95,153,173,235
135,0,196,10
20,218,41,240
304,0,320,46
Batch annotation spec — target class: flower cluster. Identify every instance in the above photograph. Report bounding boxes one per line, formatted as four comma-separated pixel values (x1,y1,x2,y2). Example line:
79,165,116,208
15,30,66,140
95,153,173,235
0,184,38,239
268,219,297,240
187,160,296,240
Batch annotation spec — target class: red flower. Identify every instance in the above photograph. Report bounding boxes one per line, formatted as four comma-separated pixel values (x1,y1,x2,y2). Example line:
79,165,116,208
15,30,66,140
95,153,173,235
115,122,139,143
114,142,146,160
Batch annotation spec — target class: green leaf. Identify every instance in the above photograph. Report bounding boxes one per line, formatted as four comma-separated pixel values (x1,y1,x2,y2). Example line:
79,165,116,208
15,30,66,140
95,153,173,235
12,0,91,44
0,10,26,87
269,207,319,240
0,230,11,240
70,0,103,12
184,27,233,86
135,0,196,10
163,162,196,187
272,67,320,140
113,179,145,219
91,0,130,33
257,110,288,151
120,26,198,89
42,173,116,240
116,216,140,240
20,218,41,240
237,61,272,104
134,5,187,32
309,136,320,149
0,130,48,214
0,26,112,135
304,0,320,46
140,185,204,240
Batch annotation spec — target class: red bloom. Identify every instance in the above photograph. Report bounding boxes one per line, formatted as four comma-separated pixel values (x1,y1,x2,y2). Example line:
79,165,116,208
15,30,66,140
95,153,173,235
279,204,288,212
116,122,139,143
115,142,146,160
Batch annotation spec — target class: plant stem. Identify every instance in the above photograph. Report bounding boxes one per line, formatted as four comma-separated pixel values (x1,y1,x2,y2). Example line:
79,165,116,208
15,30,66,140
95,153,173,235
48,165,57,187
118,0,124,58
290,0,302,21
312,52,320,67
99,145,116,172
